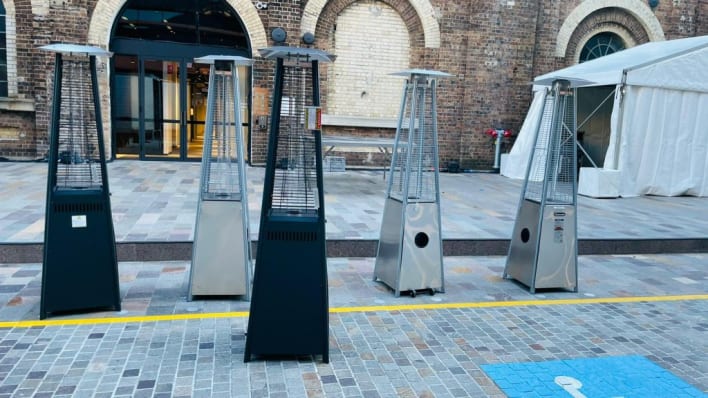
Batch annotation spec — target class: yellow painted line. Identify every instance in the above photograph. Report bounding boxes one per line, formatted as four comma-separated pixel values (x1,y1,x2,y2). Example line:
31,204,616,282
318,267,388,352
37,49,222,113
329,294,708,313
1,294,705,329
0,311,249,329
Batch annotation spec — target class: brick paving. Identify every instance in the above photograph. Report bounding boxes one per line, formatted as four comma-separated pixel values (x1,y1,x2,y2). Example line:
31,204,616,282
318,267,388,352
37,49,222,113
0,160,706,397
0,254,706,397
1,161,707,242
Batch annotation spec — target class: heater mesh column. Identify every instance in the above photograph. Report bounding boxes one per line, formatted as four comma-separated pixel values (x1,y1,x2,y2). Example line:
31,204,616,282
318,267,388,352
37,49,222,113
39,44,120,319
504,79,579,293
374,69,451,297
189,56,253,299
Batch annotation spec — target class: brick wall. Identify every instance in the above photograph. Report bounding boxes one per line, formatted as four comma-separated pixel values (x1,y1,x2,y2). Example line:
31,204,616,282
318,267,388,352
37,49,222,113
326,1,409,119
0,111,36,160
0,0,704,168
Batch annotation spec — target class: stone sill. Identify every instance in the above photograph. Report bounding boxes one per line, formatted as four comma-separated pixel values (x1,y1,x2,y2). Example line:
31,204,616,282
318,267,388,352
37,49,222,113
0,98,35,112
322,114,397,129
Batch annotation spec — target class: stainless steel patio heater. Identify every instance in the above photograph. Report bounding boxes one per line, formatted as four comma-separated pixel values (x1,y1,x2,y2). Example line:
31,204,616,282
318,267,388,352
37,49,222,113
189,56,253,300
39,44,120,319
374,69,451,297
503,79,578,293
244,47,335,363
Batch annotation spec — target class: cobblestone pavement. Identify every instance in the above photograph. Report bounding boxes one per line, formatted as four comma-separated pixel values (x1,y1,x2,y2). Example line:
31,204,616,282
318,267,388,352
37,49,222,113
1,160,707,242
1,160,706,397
0,254,706,397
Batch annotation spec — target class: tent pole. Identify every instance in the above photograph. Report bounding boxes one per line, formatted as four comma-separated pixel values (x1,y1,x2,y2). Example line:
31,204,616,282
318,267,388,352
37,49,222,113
611,76,628,170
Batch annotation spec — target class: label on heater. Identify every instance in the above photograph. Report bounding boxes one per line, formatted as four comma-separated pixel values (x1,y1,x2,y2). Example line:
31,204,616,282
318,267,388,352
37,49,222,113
554,219,564,243
305,106,322,130
71,215,87,228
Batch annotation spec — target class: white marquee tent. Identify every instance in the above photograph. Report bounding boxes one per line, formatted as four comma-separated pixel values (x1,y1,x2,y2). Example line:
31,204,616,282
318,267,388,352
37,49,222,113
502,35,708,197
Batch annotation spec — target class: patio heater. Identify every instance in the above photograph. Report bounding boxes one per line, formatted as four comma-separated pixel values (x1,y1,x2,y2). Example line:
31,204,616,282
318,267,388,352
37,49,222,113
189,56,253,300
503,79,578,293
374,69,451,297
39,44,121,319
244,47,335,363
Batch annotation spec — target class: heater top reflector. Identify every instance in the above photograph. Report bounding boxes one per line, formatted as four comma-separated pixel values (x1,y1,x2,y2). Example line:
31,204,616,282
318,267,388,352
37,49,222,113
39,43,111,57
258,46,335,63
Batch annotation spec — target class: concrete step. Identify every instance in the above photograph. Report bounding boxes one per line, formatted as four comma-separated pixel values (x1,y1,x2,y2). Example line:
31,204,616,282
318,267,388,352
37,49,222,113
2,238,706,263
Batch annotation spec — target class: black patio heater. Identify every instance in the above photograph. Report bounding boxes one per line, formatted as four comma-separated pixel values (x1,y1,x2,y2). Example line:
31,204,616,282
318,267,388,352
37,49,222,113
244,47,335,363
39,44,121,319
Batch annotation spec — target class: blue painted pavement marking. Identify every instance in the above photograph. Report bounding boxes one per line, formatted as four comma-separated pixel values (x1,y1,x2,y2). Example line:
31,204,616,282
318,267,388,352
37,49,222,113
481,355,706,398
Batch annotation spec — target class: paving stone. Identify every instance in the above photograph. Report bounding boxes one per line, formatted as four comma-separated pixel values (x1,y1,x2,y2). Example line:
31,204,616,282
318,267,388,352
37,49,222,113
0,162,707,396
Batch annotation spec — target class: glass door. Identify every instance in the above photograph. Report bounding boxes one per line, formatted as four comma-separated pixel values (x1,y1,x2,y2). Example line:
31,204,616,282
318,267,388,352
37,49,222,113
187,61,210,159
112,55,251,161
143,58,184,159
185,61,251,161
113,55,140,158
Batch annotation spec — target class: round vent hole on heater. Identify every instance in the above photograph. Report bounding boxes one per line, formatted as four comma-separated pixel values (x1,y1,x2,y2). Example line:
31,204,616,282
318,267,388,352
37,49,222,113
521,228,530,243
414,232,429,248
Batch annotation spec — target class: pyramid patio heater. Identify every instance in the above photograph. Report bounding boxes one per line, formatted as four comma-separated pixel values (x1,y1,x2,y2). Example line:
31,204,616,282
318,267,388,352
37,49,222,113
374,69,451,297
39,44,121,319
189,55,253,300
244,47,335,363
503,79,578,293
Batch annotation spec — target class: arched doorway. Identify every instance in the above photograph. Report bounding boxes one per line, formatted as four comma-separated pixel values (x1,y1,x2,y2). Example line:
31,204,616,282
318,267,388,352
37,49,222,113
110,0,251,160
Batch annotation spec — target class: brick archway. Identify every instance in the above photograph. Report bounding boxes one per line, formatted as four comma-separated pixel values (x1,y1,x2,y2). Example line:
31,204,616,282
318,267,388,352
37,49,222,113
302,0,440,48
564,10,649,64
555,0,664,58
87,0,267,53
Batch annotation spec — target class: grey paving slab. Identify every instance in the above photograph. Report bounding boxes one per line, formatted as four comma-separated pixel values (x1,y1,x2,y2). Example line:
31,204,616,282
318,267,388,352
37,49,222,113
1,160,707,244
0,255,704,397
0,253,706,396
0,160,706,397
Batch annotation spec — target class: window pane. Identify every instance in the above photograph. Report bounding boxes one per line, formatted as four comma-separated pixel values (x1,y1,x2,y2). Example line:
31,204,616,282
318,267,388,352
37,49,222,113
115,0,248,49
0,81,8,97
198,3,248,47
113,55,140,155
580,33,625,63
115,8,197,43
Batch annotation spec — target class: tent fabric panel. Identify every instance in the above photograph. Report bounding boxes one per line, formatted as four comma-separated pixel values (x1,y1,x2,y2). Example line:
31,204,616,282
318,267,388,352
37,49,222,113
602,87,624,170
500,89,546,179
534,36,708,88
625,46,708,93
615,86,708,197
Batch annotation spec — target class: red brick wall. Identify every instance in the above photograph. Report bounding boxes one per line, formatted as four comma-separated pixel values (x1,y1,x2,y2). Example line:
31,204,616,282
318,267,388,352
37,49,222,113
0,0,704,168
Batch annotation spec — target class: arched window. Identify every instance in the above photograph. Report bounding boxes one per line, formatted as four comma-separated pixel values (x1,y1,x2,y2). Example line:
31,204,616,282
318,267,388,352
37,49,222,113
0,1,7,97
114,0,248,49
580,32,626,62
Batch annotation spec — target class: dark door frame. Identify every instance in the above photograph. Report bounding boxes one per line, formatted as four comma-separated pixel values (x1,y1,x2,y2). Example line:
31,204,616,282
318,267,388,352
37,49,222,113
110,40,252,161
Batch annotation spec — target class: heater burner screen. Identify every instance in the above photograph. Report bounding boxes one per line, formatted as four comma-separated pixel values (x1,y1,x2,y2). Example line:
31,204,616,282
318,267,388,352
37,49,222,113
55,58,102,190
389,79,437,203
270,62,319,215
201,69,243,201
524,88,576,204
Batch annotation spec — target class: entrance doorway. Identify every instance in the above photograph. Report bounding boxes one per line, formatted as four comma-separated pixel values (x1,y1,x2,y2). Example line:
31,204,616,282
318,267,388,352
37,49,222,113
110,0,251,161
